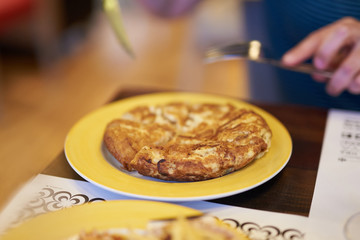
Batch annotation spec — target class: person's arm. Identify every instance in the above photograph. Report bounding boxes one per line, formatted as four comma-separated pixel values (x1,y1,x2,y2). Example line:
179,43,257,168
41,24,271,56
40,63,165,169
282,17,360,96
138,0,201,18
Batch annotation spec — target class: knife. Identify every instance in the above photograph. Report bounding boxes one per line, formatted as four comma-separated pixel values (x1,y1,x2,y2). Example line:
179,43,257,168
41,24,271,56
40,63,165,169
102,0,135,58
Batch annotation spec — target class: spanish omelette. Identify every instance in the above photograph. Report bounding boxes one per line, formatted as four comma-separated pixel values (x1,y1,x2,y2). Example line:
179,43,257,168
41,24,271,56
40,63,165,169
103,102,272,181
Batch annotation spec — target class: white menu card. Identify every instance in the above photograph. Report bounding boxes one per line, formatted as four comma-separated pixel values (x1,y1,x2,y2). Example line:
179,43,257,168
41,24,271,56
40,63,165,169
309,109,360,239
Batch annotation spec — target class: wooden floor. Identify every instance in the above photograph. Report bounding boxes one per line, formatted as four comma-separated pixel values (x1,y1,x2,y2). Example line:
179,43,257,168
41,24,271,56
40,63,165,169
0,1,248,209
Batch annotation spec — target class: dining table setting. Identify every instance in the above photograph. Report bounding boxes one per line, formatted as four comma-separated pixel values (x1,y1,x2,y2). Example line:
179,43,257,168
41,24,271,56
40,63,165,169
0,86,360,240
1,1,360,239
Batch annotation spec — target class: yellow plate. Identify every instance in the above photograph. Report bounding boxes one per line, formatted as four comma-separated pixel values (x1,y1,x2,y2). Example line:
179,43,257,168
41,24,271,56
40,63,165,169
2,200,200,240
64,92,292,201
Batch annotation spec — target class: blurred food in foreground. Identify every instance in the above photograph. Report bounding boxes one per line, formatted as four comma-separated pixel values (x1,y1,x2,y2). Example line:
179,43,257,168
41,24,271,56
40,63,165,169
75,215,250,240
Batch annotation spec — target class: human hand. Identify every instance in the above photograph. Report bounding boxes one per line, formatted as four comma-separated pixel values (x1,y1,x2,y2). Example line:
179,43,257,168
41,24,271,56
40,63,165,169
282,17,360,96
138,0,201,18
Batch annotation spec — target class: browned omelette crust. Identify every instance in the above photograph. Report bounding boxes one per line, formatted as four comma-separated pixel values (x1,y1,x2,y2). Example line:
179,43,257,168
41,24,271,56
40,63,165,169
103,102,272,181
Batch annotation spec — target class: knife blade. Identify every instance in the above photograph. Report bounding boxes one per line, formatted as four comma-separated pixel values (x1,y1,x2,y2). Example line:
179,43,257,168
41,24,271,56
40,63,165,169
102,0,135,58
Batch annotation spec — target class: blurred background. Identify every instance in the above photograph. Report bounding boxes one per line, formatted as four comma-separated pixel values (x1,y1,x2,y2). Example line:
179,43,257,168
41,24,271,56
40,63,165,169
0,0,265,208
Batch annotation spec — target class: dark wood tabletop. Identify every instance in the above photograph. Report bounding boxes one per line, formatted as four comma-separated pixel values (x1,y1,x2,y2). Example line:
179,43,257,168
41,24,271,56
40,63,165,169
42,88,328,217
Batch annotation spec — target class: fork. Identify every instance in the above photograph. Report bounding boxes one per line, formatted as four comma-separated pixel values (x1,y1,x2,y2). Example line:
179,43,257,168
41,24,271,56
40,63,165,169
205,40,333,78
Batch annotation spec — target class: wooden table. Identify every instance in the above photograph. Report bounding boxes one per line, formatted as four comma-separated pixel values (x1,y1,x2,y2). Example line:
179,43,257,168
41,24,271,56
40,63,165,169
42,88,328,217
